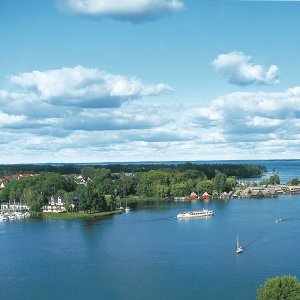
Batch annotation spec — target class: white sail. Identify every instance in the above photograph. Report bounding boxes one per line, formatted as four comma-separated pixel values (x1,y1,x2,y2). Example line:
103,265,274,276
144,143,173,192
236,234,243,254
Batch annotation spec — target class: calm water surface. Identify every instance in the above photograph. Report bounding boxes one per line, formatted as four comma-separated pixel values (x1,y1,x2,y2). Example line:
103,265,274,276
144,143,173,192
1,196,300,299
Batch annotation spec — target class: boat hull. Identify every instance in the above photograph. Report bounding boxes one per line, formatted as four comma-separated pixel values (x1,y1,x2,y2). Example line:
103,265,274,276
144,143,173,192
177,209,214,219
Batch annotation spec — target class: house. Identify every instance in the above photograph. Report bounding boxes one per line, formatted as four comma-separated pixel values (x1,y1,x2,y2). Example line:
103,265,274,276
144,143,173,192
190,192,197,199
0,179,5,190
75,175,86,185
220,192,229,199
232,189,242,198
288,186,300,194
42,196,66,213
240,187,252,198
18,174,33,179
124,173,134,177
202,192,210,200
250,189,263,198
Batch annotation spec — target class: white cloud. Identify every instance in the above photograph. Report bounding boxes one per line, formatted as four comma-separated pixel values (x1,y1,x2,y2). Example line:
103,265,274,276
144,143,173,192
190,88,300,143
0,112,26,127
3,64,300,162
10,66,172,108
212,51,279,86
58,0,184,23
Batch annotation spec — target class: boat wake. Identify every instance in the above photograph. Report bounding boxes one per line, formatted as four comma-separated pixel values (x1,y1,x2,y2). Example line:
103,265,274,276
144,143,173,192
244,240,274,250
280,217,300,222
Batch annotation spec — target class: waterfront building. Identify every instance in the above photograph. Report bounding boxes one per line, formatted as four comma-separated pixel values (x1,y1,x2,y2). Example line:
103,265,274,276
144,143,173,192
42,196,66,213
202,192,210,200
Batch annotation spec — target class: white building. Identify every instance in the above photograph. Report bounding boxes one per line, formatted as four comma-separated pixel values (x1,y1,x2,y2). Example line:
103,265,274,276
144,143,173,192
42,196,66,213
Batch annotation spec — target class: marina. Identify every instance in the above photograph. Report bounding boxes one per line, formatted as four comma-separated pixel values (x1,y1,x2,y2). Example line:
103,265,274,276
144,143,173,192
0,211,30,221
0,203,30,221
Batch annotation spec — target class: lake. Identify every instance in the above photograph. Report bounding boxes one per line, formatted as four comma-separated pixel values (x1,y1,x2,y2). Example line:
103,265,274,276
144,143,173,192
1,195,300,299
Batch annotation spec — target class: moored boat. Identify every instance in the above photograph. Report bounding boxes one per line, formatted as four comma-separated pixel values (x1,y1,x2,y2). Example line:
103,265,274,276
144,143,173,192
176,209,214,219
124,200,131,212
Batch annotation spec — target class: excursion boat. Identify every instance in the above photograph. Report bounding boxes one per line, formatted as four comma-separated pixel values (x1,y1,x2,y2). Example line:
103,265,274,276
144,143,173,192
176,209,214,219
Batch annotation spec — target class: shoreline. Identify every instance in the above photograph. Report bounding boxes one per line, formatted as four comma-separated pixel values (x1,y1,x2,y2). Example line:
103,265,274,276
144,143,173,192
40,210,123,220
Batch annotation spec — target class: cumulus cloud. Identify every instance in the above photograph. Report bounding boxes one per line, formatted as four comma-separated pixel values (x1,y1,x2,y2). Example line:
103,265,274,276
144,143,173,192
58,0,184,23
0,71,178,136
212,51,279,86
10,66,172,108
3,65,300,162
190,88,300,142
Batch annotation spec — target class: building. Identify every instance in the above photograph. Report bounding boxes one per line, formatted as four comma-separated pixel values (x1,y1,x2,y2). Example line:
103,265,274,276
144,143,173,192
202,192,210,200
0,179,5,190
42,196,66,213
190,192,197,199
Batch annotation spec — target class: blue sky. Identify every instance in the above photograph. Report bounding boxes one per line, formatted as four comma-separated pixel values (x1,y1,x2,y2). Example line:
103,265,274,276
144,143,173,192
1,0,300,163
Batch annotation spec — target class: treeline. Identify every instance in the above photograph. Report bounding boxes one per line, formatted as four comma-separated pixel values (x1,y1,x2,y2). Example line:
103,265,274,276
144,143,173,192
0,163,265,179
0,164,79,176
84,163,266,179
0,172,111,213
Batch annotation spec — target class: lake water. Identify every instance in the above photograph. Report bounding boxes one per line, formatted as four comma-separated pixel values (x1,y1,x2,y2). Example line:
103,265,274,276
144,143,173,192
2,195,300,300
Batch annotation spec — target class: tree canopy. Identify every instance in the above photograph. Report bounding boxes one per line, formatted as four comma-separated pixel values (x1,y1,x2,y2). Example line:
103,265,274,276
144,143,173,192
0,163,266,213
257,276,300,300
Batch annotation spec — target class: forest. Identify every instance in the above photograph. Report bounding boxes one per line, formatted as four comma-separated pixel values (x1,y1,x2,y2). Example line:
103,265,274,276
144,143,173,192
0,163,266,213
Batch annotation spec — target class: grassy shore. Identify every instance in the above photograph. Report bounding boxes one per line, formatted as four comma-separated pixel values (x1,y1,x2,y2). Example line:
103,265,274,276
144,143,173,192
42,210,123,220
121,195,171,203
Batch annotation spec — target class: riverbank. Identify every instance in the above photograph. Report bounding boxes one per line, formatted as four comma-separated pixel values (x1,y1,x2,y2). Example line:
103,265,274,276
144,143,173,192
41,210,123,220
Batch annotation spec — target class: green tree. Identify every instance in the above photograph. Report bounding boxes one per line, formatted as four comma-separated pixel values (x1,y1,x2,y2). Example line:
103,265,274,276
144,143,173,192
77,185,91,212
30,193,44,212
196,180,213,196
81,167,97,180
89,189,107,212
257,276,300,300
269,174,280,185
213,173,227,196
154,184,169,198
169,183,185,197
226,177,237,191
291,177,300,186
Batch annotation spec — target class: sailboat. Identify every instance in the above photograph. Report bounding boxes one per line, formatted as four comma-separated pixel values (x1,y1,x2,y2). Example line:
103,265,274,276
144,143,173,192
125,200,131,212
236,234,243,254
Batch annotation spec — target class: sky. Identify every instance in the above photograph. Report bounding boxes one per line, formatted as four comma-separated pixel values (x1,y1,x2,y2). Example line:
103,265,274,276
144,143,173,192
1,0,300,163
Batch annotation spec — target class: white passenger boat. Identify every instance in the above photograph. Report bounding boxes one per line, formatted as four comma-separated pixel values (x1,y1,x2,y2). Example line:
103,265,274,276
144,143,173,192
176,209,214,219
